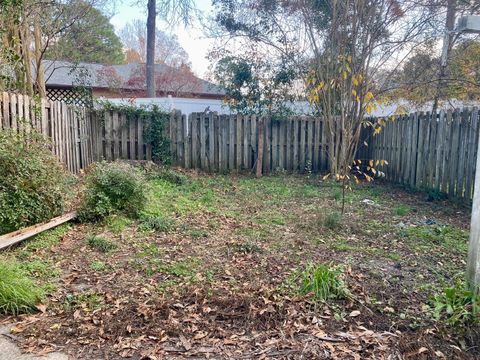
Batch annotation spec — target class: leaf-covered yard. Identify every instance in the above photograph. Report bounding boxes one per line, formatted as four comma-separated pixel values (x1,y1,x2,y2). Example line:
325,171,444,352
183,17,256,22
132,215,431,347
0,171,476,359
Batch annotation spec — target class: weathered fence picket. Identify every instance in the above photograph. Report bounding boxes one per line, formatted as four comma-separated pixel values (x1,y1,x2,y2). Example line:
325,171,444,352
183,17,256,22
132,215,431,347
366,108,480,202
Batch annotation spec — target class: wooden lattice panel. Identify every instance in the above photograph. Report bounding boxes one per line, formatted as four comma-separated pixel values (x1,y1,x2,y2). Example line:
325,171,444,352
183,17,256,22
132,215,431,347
47,87,93,107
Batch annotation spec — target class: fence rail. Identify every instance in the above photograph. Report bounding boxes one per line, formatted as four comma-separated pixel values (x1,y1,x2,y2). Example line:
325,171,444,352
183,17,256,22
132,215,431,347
366,108,480,201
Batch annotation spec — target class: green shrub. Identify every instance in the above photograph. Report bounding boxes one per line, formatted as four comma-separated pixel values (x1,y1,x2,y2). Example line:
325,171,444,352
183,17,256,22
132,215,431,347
78,161,147,221
301,263,348,301
86,235,117,252
0,130,71,235
323,211,342,230
0,260,43,314
430,281,479,327
139,215,175,232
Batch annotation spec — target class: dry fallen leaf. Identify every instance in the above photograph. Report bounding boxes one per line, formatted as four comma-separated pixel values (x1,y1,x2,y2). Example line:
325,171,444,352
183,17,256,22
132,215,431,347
349,310,361,317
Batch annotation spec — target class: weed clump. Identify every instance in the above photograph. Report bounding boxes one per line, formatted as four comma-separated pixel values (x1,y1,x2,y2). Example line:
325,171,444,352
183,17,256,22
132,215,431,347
323,211,342,230
0,130,72,235
139,215,175,232
393,205,410,216
154,168,188,185
301,263,348,301
86,235,117,253
0,260,43,314
430,281,479,327
78,162,147,222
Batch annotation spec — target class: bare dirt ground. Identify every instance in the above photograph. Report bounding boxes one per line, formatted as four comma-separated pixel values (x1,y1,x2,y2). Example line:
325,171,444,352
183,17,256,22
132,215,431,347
0,171,476,359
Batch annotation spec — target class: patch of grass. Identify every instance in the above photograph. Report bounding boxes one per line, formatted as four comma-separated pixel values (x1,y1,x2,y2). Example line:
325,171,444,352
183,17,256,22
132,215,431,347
90,261,108,272
145,179,219,218
234,226,271,241
64,291,104,311
160,259,200,278
254,210,286,226
405,225,468,253
0,260,43,314
301,263,348,301
18,224,70,256
183,226,209,238
323,211,342,230
20,259,60,282
86,235,117,253
103,215,131,234
139,215,175,233
393,205,410,216
331,240,356,252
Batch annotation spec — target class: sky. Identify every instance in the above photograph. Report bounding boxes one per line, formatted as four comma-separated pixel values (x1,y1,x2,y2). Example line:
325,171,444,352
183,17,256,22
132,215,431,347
110,0,216,78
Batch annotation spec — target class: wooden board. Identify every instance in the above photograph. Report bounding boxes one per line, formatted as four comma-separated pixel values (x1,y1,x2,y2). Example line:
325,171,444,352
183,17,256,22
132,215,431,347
0,212,76,251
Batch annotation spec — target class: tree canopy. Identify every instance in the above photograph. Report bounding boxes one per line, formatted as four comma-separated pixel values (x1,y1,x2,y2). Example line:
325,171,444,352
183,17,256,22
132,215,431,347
45,2,124,65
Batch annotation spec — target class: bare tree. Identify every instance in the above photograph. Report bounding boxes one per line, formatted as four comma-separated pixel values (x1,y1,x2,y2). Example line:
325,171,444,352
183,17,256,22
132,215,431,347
145,0,195,98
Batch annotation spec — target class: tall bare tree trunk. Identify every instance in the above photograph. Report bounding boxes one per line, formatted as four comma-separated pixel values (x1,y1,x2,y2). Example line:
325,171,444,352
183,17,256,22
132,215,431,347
146,0,156,98
33,16,46,98
21,12,34,97
432,0,456,114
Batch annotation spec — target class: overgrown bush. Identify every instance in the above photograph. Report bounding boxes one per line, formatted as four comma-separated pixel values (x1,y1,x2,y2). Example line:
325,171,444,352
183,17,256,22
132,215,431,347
78,161,147,221
301,263,348,301
0,130,71,235
0,260,43,314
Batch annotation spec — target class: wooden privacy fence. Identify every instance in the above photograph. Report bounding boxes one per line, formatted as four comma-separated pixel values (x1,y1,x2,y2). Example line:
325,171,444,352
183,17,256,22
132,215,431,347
0,92,153,173
0,92,93,173
2,90,480,203
169,112,330,173
366,108,480,201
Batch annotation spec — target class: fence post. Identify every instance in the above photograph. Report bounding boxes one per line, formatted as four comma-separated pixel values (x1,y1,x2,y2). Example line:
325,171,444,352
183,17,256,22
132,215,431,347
467,124,480,294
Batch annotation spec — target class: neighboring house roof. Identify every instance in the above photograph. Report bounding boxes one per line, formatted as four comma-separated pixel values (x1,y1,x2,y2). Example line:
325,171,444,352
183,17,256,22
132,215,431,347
42,60,225,97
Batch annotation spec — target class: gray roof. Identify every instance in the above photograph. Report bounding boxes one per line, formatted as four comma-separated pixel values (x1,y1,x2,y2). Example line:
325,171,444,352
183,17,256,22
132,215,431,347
42,60,225,96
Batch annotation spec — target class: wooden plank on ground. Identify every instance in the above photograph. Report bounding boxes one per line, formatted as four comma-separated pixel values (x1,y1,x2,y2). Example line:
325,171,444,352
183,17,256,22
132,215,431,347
0,212,77,251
